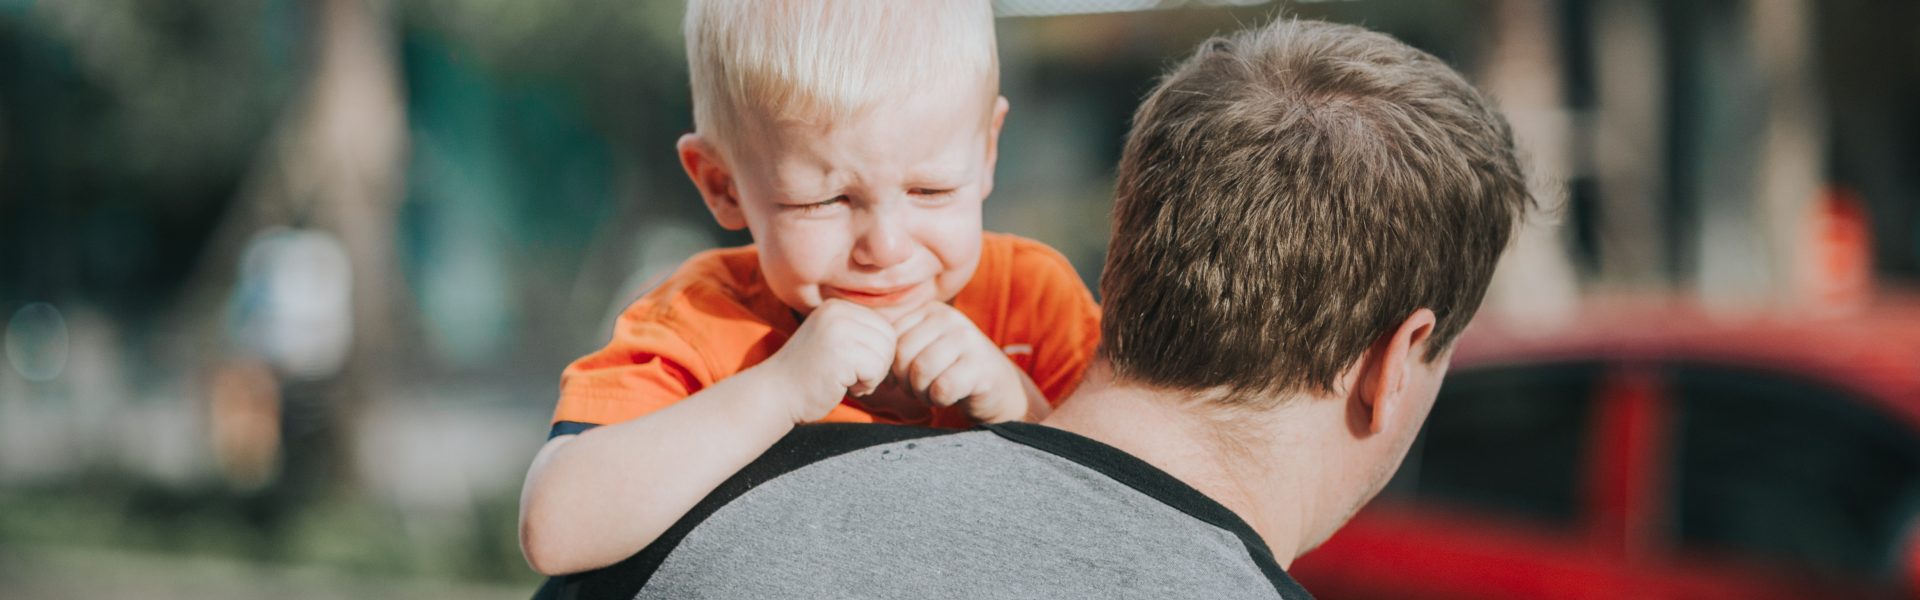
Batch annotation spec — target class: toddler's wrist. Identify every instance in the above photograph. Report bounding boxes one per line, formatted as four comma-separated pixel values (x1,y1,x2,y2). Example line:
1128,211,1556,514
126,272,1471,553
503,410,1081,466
753,359,841,424
729,364,812,426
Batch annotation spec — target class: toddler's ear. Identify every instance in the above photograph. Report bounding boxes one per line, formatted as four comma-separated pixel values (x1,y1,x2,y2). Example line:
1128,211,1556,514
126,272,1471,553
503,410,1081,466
983,96,1011,194
678,134,747,231
991,95,1010,137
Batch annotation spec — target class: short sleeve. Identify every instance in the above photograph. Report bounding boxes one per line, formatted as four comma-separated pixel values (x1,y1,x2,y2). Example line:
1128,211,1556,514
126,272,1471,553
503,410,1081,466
1006,241,1101,404
552,315,710,427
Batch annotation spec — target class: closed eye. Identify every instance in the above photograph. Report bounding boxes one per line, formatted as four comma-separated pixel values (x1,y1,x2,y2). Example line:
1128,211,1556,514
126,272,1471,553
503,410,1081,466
786,195,849,216
910,188,957,205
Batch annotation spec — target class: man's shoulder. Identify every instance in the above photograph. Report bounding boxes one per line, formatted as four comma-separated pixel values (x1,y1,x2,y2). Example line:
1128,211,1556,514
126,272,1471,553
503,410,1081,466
542,423,1314,600
744,422,956,479
539,423,952,599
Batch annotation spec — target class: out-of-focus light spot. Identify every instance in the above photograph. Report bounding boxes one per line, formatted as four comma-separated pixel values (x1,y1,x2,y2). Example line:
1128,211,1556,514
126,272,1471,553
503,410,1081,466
229,228,354,380
5,303,70,382
419,225,515,370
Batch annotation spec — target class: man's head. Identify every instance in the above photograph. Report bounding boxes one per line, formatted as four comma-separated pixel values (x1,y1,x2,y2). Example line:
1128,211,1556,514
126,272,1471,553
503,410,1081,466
677,0,1007,319
1096,19,1530,543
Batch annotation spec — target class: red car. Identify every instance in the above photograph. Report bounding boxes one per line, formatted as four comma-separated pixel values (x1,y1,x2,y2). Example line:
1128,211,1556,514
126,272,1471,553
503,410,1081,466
1290,296,1920,600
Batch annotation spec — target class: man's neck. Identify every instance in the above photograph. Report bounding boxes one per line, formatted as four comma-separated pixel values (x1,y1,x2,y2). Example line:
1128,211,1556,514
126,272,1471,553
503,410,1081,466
1039,370,1327,568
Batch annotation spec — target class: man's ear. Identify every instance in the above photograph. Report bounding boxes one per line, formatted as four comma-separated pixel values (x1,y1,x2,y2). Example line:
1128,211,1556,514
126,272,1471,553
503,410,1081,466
677,133,748,231
980,96,1010,197
1351,308,1438,436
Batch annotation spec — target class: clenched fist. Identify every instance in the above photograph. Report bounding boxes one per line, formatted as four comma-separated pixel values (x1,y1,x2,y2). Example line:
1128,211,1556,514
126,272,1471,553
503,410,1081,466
890,302,1047,424
759,299,897,423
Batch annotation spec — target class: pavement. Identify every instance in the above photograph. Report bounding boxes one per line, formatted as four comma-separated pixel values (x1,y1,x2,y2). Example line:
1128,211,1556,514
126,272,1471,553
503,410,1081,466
0,544,533,600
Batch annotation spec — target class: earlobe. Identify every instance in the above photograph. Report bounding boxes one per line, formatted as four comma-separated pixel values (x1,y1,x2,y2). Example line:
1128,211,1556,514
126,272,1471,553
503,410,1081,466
677,133,748,231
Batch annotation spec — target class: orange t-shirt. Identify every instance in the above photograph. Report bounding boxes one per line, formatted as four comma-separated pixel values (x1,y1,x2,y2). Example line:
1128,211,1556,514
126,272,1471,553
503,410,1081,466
552,232,1100,430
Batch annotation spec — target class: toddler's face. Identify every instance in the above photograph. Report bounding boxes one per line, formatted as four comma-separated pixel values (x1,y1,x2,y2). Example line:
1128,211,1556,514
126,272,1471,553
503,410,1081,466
707,87,1006,320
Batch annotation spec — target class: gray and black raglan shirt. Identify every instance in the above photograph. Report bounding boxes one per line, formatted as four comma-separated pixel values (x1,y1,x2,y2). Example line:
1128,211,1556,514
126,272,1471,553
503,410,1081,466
537,422,1314,600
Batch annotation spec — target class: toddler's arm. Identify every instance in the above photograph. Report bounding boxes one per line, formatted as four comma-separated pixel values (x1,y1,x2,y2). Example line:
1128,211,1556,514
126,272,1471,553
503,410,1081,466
518,300,895,575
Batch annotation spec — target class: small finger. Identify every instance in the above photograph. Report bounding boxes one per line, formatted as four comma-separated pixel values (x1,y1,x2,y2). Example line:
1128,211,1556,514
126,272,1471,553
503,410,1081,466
891,313,956,379
889,302,939,331
855,357,892,396
853,306,899,336
926,365,981,408
908,340,965,401
848,326,896,365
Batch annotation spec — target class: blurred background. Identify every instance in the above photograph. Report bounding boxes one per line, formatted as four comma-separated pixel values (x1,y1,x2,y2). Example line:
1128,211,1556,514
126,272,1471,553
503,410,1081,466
0,0,1916,598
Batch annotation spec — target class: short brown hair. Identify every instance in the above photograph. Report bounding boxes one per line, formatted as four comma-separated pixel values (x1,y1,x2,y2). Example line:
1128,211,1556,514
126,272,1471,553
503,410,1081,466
1098,19,1530,402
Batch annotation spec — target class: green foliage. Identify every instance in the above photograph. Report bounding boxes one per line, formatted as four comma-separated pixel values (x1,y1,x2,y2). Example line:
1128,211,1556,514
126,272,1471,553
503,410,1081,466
26,0,296,193
398,0,686,80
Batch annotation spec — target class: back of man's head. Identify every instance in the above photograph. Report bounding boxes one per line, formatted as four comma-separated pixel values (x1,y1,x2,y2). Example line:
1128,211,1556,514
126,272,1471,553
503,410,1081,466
1098,18,1531,406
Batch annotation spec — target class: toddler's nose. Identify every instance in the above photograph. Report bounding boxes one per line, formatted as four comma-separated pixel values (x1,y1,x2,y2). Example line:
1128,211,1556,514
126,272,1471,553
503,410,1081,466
852,210,913,270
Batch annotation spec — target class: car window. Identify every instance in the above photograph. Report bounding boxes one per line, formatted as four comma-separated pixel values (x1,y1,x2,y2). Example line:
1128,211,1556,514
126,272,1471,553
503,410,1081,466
1668,364,1920,581
1383,362,1603,529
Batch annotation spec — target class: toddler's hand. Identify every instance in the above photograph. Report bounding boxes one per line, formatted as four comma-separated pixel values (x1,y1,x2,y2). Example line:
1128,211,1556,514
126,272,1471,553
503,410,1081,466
762,299,896,424
890,303,1037,424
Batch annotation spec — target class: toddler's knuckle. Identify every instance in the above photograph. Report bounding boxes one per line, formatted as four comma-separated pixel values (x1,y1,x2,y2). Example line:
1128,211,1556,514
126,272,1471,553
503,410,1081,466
930,378,960,402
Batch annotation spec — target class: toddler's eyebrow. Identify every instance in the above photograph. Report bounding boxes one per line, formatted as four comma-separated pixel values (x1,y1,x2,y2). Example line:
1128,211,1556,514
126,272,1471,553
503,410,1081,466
906,164,968,185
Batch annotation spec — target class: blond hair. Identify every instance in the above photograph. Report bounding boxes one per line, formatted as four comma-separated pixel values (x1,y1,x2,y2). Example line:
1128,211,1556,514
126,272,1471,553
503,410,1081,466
684,0,1000,156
